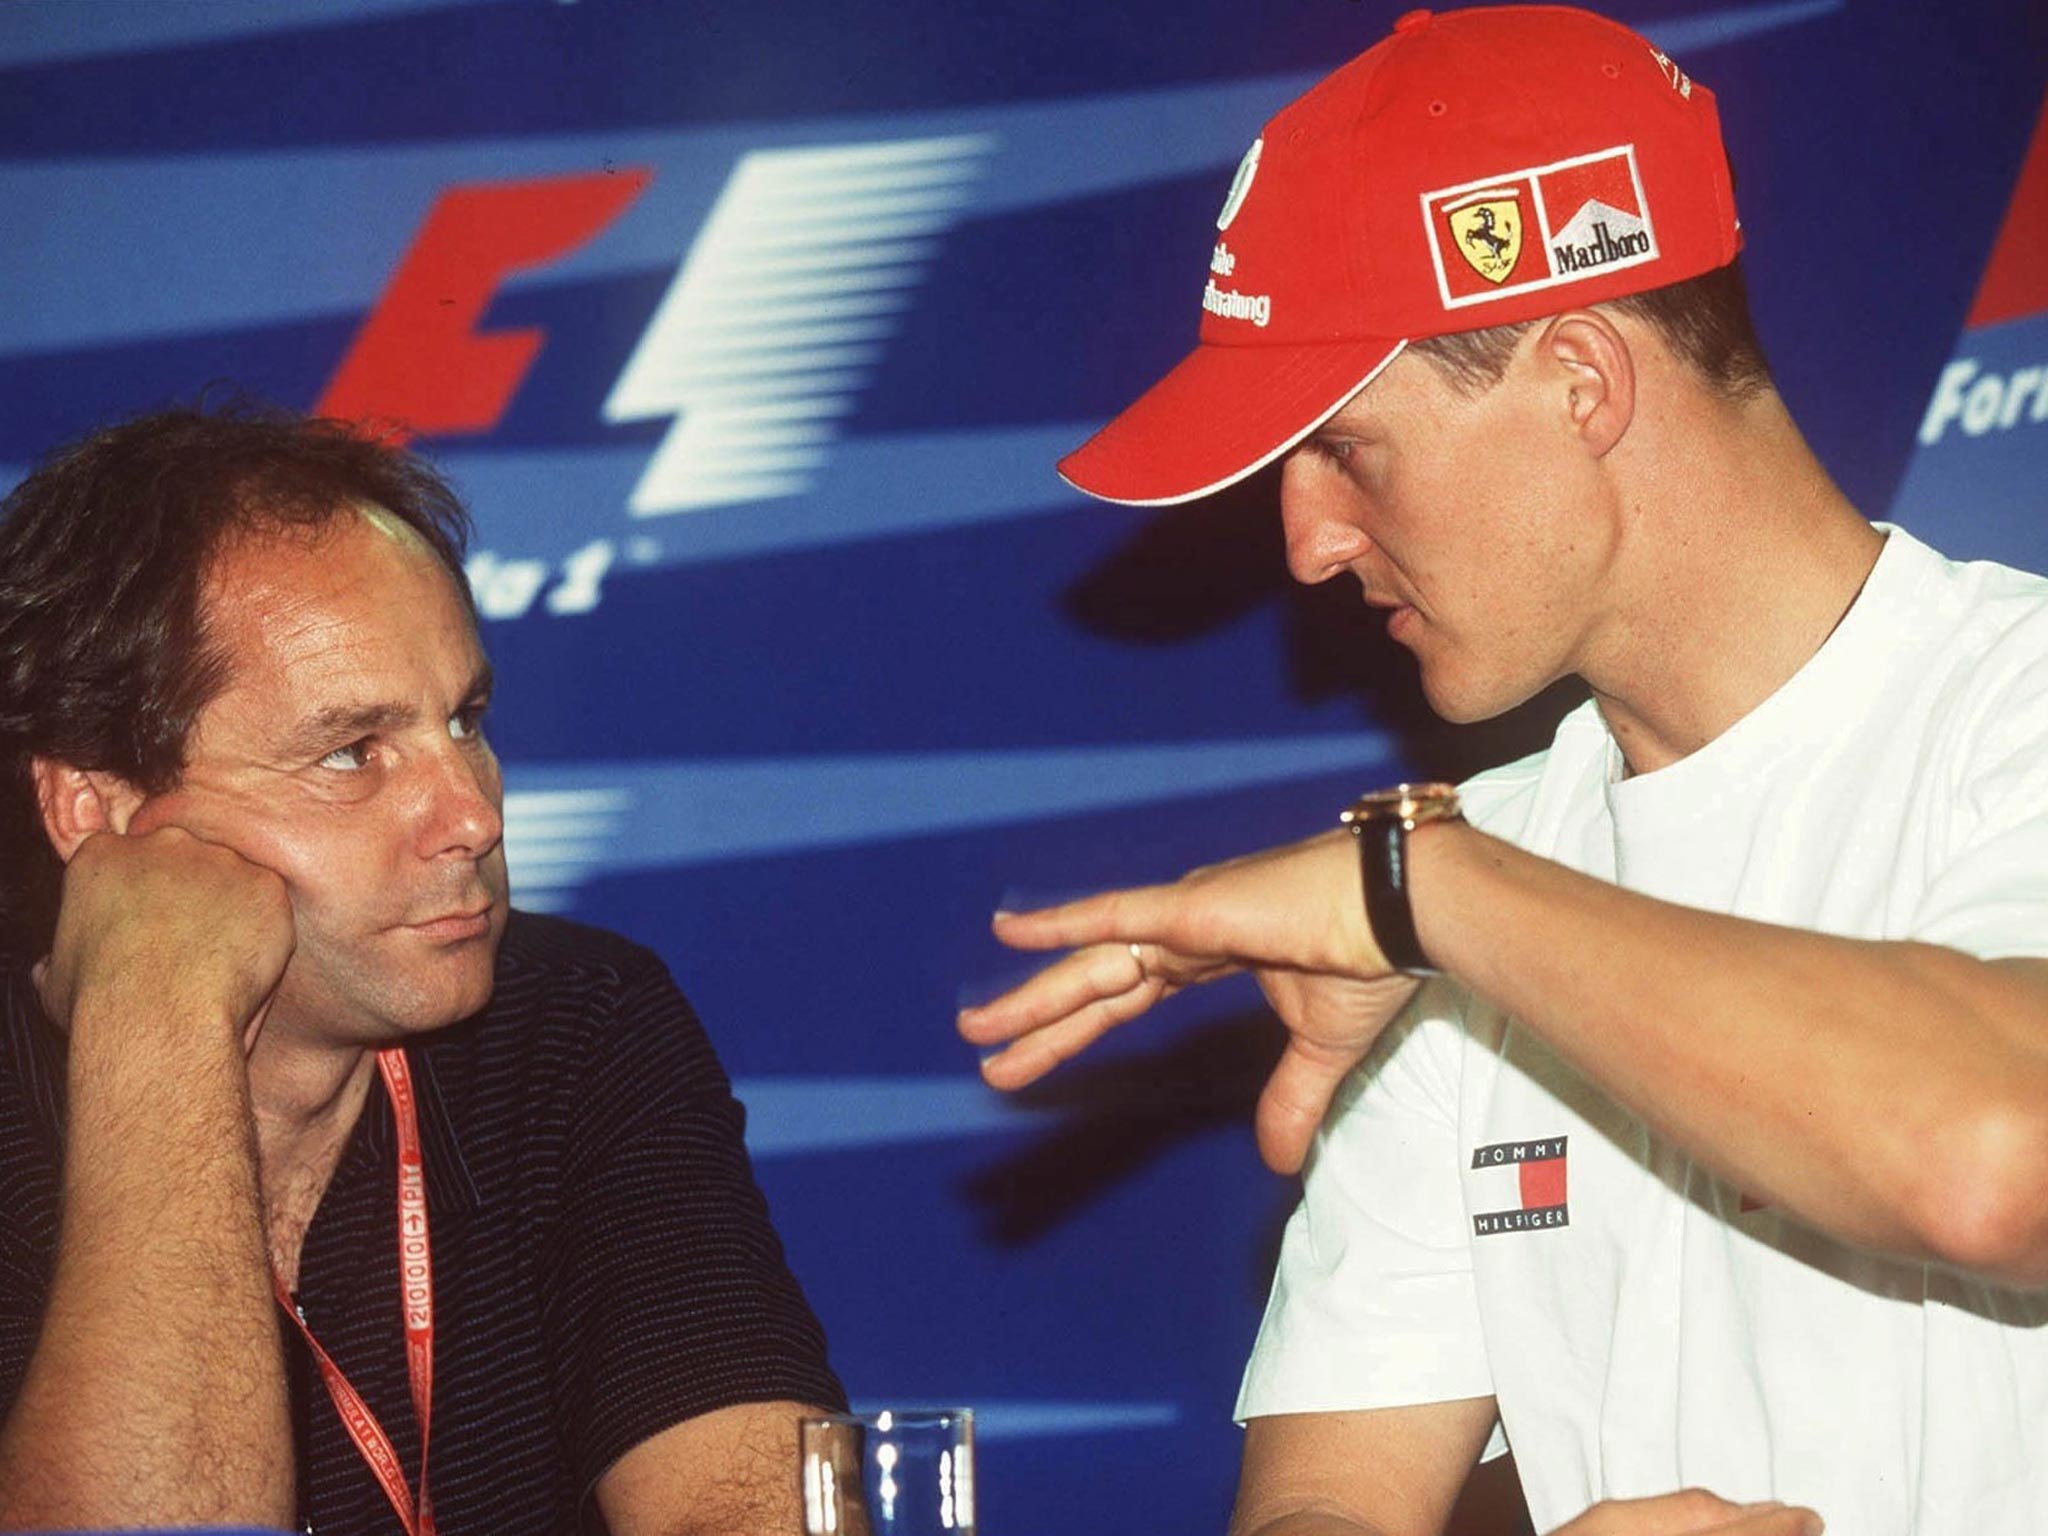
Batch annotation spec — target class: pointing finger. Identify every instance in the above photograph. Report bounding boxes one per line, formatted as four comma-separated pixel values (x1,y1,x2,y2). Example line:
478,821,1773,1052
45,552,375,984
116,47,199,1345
972,972,1167,1092
990,883,1186,953
959,941,1153,1046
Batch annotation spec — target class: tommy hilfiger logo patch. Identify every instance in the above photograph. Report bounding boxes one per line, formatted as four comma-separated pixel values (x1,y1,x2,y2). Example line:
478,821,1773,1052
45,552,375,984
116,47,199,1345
1470,1136,1569,1236
1421,145,1658,311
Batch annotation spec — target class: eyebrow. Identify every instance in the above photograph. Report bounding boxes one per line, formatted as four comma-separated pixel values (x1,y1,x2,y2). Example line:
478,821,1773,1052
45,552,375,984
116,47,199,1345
1313,416,1379,440
277,661,494,762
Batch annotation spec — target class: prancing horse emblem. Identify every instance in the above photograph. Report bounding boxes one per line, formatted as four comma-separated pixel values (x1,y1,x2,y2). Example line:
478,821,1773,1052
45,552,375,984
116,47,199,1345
1447,194,1524,283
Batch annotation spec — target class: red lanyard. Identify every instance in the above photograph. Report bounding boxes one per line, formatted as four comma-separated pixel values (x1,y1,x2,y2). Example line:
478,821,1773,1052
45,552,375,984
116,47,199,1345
273,1048,436,1536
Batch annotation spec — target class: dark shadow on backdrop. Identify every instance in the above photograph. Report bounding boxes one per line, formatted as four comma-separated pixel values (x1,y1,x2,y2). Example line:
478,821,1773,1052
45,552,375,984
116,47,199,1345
1060,462,1588,782
962,1010,1286,1252
960,1009,1537,1536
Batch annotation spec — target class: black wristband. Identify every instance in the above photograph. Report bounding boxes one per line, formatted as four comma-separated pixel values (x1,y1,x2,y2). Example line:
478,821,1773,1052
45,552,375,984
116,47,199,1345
1356,814,1437,975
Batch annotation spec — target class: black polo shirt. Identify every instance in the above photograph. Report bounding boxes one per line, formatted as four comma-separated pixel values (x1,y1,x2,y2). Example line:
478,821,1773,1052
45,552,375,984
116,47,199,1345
0,911,845,1533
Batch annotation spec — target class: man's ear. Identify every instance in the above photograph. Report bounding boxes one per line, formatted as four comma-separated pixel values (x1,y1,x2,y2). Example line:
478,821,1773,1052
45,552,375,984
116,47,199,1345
1537,310,1636,459
30,759,149,861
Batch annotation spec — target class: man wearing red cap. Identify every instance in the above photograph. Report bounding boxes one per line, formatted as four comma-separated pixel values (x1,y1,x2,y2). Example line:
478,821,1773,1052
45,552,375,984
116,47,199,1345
960,7,2048,1534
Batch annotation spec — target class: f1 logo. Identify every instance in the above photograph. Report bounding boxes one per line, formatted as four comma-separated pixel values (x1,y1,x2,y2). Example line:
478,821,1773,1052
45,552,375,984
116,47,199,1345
316,169,651,441
319,135,992,510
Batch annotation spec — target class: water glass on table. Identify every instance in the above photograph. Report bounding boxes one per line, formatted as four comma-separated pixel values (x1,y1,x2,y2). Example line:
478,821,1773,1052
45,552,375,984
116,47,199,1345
800,1407,975,1535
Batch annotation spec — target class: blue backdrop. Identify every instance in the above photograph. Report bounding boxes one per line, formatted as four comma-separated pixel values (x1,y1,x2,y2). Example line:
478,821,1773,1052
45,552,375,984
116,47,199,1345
3,1,2045,1530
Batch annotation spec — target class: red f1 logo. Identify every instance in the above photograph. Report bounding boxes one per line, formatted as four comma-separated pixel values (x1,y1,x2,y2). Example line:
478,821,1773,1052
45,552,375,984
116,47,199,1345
317,169,650,441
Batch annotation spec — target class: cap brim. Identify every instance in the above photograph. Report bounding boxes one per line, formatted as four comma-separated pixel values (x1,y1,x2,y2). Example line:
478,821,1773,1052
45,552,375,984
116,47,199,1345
1058,335,1408,507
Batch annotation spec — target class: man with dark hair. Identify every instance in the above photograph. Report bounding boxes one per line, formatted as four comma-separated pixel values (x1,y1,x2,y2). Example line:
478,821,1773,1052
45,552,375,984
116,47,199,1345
0,405,843,1532
960,8,2048,1535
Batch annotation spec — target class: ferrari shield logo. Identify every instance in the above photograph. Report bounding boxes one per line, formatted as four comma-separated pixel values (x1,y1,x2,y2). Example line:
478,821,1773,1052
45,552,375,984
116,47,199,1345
1447,192,1523,283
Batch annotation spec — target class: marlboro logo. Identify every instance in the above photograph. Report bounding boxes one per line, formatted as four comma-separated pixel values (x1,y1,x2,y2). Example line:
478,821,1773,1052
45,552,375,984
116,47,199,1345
1422,146,1657,311
1470,1135,1569,1236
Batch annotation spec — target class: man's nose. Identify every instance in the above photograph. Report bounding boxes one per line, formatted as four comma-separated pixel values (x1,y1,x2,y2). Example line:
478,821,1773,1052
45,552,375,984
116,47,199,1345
420,745,503,859
1279,459,1373,585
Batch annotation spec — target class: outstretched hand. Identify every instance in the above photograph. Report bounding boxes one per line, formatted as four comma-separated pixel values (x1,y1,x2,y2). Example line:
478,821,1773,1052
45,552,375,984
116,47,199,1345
957,829,1424,1174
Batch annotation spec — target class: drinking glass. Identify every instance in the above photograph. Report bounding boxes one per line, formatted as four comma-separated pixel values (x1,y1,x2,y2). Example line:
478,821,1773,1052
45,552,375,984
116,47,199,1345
800,1407,975,1535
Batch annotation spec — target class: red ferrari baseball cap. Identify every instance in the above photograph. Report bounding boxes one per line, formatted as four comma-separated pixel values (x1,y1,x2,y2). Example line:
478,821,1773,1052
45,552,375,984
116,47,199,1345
1059,4,1743,506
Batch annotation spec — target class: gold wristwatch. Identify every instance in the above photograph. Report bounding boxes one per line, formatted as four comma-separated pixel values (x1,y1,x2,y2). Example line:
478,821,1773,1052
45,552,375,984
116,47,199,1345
1340,783,1462,975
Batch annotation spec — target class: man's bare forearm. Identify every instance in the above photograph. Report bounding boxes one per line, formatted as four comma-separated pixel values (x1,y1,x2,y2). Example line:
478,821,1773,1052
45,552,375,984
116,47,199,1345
0,991,293,1528
1233,1511,1391,1536
1417,820,2048,1283
1228,1403,1494,1536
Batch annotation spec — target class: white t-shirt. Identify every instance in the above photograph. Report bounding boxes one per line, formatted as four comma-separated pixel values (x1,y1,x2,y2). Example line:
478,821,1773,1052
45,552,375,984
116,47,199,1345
1237,526,2048,1534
